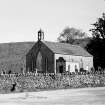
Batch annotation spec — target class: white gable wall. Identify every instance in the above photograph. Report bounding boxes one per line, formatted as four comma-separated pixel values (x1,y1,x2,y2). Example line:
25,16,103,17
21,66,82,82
54,53,93,73
82,56,93,71
66,61,79,72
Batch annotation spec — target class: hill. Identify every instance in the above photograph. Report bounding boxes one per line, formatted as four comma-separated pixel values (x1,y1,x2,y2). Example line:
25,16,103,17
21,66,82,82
60,37,91,48
72,37,91,48
0,42,35,73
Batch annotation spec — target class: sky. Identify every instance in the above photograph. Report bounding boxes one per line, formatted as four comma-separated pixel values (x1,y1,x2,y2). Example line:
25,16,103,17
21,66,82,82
0,0,105,43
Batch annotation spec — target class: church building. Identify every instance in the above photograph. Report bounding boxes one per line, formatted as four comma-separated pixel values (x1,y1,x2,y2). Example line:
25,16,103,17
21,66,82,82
26,30,93,73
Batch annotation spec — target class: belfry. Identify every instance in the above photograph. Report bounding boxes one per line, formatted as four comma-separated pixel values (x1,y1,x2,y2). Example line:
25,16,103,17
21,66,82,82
38,29,44,41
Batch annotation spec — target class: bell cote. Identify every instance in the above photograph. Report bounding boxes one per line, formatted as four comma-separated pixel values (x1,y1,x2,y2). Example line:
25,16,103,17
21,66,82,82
38,29,44,41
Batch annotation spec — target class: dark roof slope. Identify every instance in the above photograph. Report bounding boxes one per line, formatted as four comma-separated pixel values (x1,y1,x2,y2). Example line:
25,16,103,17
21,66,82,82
43,41,92,57
0,42,35,62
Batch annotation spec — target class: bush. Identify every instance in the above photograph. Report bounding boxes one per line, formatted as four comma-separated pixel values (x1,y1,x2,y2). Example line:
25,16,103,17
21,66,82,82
0,72,105,93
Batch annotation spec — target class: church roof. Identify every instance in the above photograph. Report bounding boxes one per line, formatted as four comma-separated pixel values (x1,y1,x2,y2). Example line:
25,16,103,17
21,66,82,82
42,41,92,57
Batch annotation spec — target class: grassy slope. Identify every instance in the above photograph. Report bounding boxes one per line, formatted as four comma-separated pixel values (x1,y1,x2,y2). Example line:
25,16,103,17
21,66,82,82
73,38,91,48
0,87,105,105
0,42,35,73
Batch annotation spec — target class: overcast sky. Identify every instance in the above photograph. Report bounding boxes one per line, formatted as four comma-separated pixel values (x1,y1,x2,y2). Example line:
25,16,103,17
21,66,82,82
0,0,105,43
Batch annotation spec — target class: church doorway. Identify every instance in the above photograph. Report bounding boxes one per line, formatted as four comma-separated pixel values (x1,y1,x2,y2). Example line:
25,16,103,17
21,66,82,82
59,65,63,73
56,57,66,73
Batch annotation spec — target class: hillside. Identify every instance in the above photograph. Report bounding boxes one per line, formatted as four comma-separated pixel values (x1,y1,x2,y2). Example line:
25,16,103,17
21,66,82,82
0,42,35,73
72,38,91,48
60,37,91,48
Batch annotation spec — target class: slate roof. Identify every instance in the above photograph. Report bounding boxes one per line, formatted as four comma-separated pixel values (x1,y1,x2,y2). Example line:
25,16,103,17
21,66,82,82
43,41,92,57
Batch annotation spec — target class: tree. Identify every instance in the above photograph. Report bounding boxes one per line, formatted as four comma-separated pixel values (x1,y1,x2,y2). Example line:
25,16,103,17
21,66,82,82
90,13,105,39
58,27,87,44
86,13,105,70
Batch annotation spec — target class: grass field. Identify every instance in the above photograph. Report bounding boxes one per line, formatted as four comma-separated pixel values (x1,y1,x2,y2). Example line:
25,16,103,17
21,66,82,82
0,87,105,105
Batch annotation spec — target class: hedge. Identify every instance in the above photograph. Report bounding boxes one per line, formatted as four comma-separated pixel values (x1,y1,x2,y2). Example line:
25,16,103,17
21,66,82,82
0,72,105,94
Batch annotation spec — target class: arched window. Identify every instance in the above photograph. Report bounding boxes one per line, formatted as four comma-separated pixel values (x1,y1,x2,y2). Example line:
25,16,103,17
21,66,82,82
68,65,70,72
45,57,48,73
75,65,78,72
36,51,42,71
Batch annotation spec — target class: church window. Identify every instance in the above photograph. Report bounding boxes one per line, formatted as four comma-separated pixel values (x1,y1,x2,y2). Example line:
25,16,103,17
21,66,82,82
75,65,78,72
68,65,70,72
45,57,48,73
86,66,89,71
36,51,42,71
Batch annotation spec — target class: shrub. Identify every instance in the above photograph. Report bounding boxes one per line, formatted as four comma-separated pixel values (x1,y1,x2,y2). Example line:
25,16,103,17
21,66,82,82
0,72,105,93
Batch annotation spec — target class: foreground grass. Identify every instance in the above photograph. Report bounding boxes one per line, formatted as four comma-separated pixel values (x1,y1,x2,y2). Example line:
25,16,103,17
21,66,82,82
0,87,105,105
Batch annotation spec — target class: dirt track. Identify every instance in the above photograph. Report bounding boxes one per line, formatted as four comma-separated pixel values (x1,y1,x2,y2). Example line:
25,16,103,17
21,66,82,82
0,87,105,105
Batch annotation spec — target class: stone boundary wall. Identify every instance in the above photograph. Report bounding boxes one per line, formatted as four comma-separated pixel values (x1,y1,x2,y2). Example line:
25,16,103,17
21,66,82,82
0,72,105,94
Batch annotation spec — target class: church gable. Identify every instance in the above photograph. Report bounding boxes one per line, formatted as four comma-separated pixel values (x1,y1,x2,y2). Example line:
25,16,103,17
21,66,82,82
26,40,54,73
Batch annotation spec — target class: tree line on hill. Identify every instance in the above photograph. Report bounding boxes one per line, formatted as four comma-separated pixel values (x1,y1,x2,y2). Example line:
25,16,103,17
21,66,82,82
58,13,105,70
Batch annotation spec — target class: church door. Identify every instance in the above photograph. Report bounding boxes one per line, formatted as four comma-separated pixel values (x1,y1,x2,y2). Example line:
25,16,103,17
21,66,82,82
56,57,66,73
59,65,63,73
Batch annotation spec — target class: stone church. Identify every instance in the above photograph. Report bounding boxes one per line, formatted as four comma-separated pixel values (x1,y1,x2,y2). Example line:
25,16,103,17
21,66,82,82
26,30,93,73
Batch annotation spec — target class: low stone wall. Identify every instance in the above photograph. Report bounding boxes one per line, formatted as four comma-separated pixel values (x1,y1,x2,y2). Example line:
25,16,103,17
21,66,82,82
0,72,105,93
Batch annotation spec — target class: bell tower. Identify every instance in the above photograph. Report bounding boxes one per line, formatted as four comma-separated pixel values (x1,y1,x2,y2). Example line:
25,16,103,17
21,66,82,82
38,29,44,41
